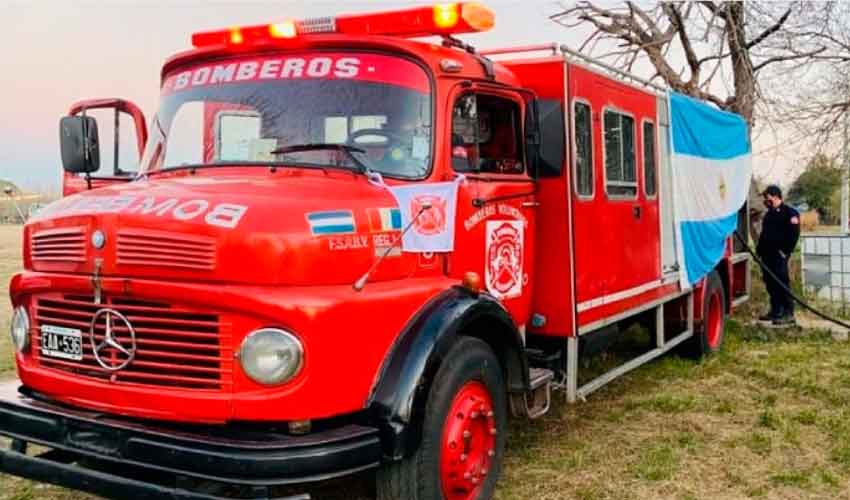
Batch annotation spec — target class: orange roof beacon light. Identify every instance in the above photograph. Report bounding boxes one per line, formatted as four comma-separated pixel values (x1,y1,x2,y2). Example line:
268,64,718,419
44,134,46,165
268,20,297,39
191,2,495,48
433,3,460,29
229,28,244,45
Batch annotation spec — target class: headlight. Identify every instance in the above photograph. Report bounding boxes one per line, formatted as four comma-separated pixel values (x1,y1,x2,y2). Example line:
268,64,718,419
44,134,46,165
238,328,303,385
10,306,30,352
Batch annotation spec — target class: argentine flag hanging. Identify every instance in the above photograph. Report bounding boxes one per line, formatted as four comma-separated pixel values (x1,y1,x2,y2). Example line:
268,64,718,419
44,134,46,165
669,92,752,289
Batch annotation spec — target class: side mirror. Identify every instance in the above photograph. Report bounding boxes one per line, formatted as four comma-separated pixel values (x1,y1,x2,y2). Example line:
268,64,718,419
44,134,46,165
525,97,564,178
60,115,100,174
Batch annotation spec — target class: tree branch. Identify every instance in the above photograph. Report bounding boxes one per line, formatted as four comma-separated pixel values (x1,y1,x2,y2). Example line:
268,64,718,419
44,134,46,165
746,7,792,49
752,46,827,72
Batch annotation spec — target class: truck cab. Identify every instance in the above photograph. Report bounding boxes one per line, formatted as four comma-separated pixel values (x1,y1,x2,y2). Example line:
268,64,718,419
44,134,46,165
2,3,750,500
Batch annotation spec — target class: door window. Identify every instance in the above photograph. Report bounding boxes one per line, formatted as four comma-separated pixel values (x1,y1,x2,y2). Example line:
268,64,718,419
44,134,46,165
643,121,657,198
451,93,524,175
603,109,636,197
573,101,593,197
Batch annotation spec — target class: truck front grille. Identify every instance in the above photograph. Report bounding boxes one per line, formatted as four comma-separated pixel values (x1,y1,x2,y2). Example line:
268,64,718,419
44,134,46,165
32,294,231,391
31,227,86,262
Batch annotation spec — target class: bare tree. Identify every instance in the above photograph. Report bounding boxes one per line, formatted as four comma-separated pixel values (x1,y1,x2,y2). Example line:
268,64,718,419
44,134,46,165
765,3,850,153
550,1,835,237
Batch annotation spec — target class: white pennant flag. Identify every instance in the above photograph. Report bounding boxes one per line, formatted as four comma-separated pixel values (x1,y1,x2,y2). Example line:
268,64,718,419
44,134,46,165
386,179,462,253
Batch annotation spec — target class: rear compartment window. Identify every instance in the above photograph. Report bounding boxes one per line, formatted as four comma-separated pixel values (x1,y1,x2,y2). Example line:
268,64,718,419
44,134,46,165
573,101,593,197
603,109,636,197
643,121,657,197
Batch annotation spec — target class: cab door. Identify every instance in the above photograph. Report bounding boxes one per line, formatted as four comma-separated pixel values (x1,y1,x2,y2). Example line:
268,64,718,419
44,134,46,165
449,90,536,326
62,99,147,196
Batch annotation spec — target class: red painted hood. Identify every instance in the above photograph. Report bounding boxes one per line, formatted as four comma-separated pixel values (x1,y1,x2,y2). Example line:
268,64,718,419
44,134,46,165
25,169,417,286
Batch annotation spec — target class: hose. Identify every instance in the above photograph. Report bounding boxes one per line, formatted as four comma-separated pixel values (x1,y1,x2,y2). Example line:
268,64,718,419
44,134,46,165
733,230,850,330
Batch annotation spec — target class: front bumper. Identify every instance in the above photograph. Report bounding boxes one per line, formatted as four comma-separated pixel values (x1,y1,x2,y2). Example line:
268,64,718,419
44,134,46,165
0,382,381,499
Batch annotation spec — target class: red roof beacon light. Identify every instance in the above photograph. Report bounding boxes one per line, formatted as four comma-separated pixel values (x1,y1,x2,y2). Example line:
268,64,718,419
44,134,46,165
191,3,494,48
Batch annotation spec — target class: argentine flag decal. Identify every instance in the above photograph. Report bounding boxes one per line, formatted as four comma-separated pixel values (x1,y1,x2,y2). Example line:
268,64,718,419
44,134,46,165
669,92,752,288
306,210,356,235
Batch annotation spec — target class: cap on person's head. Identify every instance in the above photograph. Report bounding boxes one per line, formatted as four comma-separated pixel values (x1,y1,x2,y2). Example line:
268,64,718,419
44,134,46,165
762,185,782,198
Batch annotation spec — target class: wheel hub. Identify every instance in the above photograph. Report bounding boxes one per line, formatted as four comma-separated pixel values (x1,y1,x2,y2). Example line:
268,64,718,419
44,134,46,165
440,381,496,500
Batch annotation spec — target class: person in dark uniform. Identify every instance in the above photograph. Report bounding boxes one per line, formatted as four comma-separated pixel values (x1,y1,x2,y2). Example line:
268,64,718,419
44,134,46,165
756,185,800,325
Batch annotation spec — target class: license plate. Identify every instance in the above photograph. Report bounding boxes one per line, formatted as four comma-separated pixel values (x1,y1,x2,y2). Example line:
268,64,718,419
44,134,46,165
40,325,83,361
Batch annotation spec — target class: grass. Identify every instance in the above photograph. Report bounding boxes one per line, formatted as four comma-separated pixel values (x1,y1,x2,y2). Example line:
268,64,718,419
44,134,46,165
0,225,19,378
2,224,850,499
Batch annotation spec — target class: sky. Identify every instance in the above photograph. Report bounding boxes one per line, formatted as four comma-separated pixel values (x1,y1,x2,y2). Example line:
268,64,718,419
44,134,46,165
0,0,797,195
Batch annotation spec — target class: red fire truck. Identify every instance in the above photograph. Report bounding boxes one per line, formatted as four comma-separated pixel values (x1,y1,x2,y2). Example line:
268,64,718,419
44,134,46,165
3,3,750,499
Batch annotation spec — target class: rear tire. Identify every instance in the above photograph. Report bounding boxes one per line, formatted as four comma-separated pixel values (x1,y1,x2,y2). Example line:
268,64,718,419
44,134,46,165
376,337,507,500
683,270,726,358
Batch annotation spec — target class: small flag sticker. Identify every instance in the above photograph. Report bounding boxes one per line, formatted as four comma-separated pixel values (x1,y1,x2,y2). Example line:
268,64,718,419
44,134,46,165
306,210,356,235
368,207,402,232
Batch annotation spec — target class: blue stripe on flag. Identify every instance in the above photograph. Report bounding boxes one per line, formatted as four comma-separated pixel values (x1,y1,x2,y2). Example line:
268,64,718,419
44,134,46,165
312,224,355,235
670,92,750,160
680,212,739,285
306,210,355,235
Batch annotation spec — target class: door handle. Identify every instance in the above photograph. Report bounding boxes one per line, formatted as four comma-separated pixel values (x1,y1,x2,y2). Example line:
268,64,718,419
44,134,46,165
633,205,641,219
521,201,540,208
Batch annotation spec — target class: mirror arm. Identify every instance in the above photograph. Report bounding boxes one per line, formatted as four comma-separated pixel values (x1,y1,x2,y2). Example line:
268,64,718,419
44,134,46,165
81,108,93,190
523,96,542,178
113,107,120,176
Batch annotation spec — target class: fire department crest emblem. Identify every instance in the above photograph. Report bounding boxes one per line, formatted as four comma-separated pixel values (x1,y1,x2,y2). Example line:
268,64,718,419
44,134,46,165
410,195,447,236
485,220,524,299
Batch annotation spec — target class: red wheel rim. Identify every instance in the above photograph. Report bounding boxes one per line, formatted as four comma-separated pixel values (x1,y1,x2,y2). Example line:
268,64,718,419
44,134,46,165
706,291,722,349
440,380,497,500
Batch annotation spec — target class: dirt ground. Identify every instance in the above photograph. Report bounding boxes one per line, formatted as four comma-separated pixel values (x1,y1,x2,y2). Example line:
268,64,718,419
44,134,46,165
2,223,850,499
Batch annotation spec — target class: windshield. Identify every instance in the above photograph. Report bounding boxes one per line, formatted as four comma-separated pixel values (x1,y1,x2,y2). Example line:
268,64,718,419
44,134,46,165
141,52,433,178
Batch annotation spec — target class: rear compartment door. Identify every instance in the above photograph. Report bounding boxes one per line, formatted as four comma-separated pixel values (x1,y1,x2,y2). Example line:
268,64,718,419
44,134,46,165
657,96,679,273
62,99,148,196
568,65,661,319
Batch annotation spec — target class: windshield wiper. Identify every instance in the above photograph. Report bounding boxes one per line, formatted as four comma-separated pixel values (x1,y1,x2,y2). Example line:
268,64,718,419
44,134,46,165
270,143,370,174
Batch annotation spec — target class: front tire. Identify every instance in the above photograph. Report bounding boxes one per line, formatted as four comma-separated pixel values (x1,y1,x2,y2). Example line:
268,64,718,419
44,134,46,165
376,337,507,500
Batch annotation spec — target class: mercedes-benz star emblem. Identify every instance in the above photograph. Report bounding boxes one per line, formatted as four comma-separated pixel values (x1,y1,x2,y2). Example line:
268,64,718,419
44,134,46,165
91,230,106,249
90,308,136,371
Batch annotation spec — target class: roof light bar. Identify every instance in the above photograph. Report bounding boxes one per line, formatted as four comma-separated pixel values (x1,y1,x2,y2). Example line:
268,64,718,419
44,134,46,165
191,2,494,48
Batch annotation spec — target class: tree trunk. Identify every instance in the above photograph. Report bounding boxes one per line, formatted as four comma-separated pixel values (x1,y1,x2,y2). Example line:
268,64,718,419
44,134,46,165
724,2,763,244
